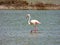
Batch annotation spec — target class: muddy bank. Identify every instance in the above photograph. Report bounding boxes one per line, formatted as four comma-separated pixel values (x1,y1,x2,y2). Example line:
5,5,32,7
0,0,60,10
0,5,60,10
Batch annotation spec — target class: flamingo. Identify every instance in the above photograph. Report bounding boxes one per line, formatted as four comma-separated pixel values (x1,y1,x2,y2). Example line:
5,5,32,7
26,14,41,33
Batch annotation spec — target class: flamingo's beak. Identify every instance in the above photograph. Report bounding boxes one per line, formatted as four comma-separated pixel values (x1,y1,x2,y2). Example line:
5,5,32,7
26,14,30,19
26,15,28,19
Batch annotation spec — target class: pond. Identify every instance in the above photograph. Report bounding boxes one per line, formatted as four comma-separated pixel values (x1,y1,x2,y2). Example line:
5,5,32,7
0,10,60,45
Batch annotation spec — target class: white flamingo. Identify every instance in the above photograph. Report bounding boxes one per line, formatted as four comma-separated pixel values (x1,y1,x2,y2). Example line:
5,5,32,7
26,14,41,33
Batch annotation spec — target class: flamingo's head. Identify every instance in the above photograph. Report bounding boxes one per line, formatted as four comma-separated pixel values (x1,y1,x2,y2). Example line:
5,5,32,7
26,14,30,19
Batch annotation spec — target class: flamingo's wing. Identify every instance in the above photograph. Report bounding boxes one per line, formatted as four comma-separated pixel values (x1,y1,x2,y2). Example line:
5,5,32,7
30,20,41,25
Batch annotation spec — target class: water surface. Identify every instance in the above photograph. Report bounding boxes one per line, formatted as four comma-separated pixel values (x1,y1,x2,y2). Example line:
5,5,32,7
0,10,60,45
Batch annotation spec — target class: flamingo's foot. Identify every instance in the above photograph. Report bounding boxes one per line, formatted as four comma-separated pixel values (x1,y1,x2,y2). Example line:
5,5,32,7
30,30,38,33
30,30,33,33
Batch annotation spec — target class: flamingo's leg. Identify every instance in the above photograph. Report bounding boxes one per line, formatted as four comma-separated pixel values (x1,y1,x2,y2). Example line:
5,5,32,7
30,25,38,33
34,25,38,33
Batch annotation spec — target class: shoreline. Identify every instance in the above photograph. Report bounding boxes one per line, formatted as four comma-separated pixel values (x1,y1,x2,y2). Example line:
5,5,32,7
0,5,60,10
0,0,60,10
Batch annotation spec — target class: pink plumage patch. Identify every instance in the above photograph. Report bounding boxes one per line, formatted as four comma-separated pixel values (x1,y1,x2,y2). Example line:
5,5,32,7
35,22,38,24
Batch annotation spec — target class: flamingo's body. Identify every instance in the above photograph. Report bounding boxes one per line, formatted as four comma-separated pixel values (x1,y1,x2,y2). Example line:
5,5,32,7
30,20,40,25
26,14,41,33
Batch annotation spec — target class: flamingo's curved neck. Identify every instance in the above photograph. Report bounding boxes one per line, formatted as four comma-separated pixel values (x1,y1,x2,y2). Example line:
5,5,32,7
28,15,31,24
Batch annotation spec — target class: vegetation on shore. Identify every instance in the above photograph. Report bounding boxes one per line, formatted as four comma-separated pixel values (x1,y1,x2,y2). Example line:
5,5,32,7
0,0,60,10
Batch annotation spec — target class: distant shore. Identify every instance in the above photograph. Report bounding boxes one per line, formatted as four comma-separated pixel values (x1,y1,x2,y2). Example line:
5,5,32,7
0,0,60,10
0,5,60,10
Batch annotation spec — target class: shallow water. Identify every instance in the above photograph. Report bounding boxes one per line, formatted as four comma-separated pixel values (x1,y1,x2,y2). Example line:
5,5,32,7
0,10,60,45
